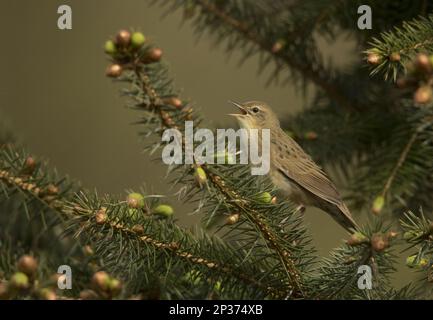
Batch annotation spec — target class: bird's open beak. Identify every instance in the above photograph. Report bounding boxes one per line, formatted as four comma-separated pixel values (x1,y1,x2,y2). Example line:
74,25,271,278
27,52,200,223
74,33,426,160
227,100,247,117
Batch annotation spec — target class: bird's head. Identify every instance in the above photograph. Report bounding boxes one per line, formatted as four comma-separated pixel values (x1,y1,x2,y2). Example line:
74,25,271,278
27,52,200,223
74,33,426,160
228,101,280,129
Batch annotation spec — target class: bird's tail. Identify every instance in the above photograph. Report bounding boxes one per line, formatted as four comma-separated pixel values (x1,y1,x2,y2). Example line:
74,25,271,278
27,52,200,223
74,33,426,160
333,202,359,232
317,199,359,232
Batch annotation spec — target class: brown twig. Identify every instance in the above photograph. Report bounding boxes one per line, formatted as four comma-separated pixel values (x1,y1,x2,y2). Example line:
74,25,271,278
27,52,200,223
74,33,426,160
381,131,418,198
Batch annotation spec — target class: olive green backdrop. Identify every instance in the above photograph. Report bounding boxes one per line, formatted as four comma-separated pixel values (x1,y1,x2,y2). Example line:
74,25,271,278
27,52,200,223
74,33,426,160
0,0,411,285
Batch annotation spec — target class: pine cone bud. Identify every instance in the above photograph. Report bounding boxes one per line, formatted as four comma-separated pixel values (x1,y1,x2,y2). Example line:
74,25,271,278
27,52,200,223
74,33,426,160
131,32,146,48
271,39,286,54
10,272,29,290
153,204,174,218
147,48,163,62
17,255,38,277
95,208,107,224
255,192,272,204
194,166,207,188
104,40,117,55
170,241,180,251
24,156,36,174
164,97,183,109
160,110,175,127
389,52,401,62
116,30,131,47
226,213,240,225
414,85,433,104
38,288,56,300
371,233,389,252
92,271,110,292
371,196,385,215
415,53,431,73
346,232,369,246
46,184,59,195
127,192,145,209
367,52,382,65
106,64,123,78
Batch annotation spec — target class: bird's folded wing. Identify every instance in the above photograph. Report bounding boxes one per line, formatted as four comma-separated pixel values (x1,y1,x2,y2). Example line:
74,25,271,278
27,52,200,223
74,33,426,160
278,154,342,206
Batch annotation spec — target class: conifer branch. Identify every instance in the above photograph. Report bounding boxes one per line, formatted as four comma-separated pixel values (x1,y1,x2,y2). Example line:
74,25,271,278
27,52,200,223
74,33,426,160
67,201,287,298
367,14,433,80
400,210,433,295
311,226,398,299
0,144,288,298
0,146,75,217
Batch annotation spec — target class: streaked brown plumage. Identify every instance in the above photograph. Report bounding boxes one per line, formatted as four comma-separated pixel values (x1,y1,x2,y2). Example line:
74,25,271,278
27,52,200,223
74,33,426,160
229,100,358,232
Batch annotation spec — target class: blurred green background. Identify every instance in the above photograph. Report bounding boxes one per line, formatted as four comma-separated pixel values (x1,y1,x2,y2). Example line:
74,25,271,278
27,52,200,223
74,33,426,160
0,0,413,284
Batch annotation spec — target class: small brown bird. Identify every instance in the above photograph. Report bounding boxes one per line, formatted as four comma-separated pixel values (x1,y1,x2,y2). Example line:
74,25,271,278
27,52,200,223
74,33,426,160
229,101,358,232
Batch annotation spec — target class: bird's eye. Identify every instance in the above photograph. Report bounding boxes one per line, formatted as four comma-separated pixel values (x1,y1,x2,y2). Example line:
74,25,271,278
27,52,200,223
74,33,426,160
252,107,260,113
